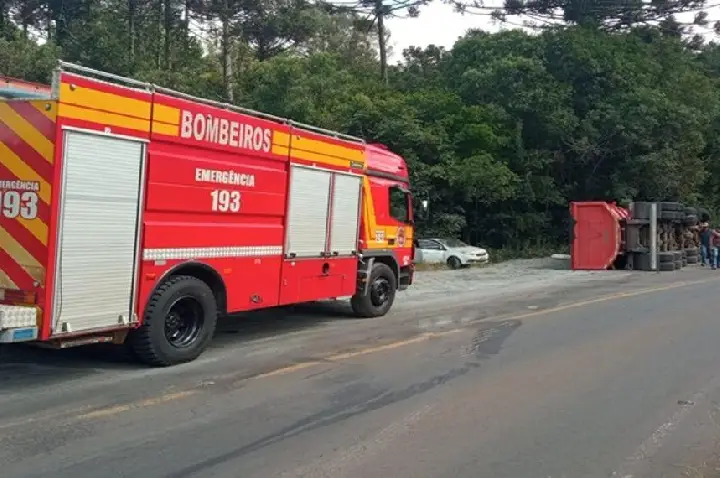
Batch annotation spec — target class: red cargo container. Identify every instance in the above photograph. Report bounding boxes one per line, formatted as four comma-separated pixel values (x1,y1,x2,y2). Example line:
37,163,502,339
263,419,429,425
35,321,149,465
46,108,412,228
570,201,629,270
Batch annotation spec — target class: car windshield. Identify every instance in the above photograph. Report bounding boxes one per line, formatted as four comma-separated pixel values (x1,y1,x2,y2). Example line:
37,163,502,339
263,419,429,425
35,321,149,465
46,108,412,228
442,238,469,248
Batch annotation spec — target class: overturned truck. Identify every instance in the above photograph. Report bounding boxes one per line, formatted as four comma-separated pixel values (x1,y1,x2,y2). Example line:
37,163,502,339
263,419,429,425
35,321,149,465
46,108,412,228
570,201,704,271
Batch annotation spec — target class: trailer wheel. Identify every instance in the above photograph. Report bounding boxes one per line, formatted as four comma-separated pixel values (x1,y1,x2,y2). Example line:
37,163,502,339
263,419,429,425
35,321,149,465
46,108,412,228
129,275,218,367
698,207,711,222
351,263,397,318
632,202,652,220
658,252,674,263
660,201,683,212
660,210,681,221
633,253,650,271
684,214,698,226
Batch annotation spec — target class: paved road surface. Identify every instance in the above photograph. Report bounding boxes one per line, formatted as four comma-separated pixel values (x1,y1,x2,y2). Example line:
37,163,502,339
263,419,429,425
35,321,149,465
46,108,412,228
3,267,720,477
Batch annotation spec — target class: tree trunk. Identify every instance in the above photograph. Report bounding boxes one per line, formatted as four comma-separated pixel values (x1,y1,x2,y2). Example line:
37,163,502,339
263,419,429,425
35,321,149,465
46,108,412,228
221,4,234,102
183,0,190,50
375,0,388,85
47,7,52,41
51,1,67,47
128,0,136,70
0,0,7,39
155,0,162,67
164,0,172,69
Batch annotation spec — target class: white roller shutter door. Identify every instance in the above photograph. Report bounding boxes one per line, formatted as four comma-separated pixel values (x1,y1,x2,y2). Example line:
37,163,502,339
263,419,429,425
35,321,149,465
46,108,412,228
53,130,144,334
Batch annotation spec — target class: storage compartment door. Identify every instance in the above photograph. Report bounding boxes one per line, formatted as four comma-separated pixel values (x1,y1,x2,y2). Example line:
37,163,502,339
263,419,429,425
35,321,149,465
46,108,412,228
53,130,144,334
285,165,331,258
329,173,361,256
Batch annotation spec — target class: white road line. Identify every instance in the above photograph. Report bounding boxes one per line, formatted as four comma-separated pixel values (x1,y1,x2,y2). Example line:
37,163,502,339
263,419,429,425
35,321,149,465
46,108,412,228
611,373,720,477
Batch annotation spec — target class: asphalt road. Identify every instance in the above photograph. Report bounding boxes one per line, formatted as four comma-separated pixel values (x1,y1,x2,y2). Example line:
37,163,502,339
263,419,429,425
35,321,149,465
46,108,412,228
3,268,720,478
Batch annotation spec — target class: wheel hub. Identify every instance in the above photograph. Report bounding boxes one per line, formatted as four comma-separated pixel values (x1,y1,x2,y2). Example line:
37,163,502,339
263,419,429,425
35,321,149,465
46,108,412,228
370,278,390,307
164,296,204,348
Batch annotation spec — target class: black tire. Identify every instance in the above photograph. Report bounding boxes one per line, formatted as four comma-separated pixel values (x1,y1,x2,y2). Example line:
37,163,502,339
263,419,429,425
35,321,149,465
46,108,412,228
682,258,688,266
634,252,652,271
660,201,683,212
698,207,711,222
685,214,698,226
659,210,675,221
661,210,684,221
447,256,462,270
674,260,683,269
685,207,697,216
673,250,683,261
658,252,674,263
686,246,699,257
350,263,397,318
659,261,675,271
632,202,652,220
687,255,699,265
128,275,218,367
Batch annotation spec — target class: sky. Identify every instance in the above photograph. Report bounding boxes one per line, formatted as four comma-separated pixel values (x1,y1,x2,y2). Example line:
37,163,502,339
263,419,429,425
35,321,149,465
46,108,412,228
383,1,720,63
384,2,504,62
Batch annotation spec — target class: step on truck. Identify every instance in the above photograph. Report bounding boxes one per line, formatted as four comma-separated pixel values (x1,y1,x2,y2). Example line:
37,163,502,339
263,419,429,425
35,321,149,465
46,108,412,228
0,62,416,366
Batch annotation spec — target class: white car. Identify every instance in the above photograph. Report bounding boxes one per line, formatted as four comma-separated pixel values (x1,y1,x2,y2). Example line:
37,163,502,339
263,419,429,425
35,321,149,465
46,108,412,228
414,238,490,269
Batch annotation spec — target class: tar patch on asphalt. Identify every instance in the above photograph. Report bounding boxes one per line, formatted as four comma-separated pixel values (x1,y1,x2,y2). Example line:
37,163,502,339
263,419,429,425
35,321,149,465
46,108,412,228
469,320,522,359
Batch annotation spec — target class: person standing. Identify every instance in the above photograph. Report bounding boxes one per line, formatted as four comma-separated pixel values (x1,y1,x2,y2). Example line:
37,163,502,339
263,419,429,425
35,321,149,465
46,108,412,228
699,222,712,267
713,228,720,269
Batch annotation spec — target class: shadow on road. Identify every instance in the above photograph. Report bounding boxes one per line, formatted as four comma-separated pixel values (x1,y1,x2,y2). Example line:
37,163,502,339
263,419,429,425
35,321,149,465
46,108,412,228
0,300,355,379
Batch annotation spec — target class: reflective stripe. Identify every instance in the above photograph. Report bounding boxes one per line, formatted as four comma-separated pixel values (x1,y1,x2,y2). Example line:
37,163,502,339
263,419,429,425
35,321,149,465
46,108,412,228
0,304,37,328
143,245,283,261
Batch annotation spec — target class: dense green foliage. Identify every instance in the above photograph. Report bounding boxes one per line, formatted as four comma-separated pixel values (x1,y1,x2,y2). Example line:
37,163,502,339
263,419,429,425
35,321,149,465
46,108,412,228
2,0,720,252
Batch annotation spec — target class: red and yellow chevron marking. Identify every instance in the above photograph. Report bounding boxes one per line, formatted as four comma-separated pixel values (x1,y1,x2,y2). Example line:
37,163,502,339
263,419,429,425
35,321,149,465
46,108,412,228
288,133,366,170
0,99,56,290
58,75,152,135
151,103,181,137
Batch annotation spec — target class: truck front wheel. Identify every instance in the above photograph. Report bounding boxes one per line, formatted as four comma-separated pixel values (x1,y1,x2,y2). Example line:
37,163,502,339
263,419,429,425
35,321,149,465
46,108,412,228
128,275,218,367
351,263,397,318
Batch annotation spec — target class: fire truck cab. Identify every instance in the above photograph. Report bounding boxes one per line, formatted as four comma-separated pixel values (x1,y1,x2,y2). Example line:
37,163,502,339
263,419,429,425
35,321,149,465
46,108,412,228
0,62,415,366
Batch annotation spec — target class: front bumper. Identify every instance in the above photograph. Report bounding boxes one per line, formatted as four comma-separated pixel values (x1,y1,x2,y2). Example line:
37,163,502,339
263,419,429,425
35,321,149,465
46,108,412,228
0,304,39,343
464,254,489,264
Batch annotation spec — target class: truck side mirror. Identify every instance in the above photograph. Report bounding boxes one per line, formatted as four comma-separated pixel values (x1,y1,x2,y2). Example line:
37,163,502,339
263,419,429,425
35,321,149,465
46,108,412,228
417,199,429,220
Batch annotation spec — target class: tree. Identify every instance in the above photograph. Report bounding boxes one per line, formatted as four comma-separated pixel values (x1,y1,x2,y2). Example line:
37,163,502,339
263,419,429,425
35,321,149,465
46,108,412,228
327,0,429,83
4,0,720,251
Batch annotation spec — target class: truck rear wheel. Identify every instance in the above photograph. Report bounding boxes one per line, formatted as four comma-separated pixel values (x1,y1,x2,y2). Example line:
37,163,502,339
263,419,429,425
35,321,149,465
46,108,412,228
351,263,397,318
129,275,218,367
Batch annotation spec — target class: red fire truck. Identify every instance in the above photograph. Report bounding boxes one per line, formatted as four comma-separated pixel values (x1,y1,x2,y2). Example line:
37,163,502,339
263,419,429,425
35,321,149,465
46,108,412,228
0,62,416,366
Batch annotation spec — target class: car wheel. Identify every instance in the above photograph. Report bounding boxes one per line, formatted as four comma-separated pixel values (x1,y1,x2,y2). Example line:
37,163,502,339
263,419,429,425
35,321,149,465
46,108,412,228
447,256,462,270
